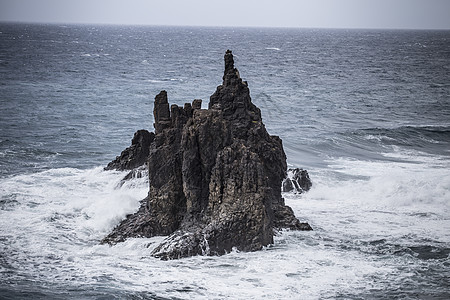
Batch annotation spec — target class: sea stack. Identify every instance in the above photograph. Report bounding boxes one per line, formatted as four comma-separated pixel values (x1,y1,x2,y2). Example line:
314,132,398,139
102,50,312,259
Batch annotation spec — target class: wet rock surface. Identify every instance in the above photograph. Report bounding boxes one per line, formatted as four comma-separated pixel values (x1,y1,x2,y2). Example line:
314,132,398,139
282,168,313,193
102,50,312,259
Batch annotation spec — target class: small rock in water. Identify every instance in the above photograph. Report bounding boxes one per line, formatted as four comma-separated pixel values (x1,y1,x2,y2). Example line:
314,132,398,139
282,168,312,193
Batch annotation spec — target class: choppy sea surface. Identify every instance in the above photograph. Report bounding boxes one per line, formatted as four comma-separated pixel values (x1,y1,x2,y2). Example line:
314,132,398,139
1,23,449,299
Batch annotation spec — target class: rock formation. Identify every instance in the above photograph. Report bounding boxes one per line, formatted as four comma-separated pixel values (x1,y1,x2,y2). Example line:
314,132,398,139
105,129,154,171
282,168,312,193
102,50,312,259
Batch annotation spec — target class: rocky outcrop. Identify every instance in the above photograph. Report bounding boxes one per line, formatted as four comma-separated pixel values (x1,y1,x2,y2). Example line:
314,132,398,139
104,129,154,171
282,168,312,193
102,50,312,259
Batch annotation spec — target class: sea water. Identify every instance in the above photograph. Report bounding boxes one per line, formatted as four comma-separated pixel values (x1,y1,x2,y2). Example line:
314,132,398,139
1,24,449,299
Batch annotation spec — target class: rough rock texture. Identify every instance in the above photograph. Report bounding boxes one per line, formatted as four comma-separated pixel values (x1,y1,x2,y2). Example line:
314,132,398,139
282,168,313,193
102,50,312,259
104,129,155,171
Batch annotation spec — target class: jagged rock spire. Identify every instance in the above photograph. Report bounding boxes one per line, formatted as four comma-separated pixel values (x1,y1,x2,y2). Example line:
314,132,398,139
224,49,234,73
222,50,241,86
210,50,262,141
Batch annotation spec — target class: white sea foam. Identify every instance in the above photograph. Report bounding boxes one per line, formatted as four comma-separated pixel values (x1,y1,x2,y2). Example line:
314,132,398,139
81,53,101,57
294,151,450,249
0,167,146,244
2,157,448,299
322,153,450,209
364,133,396,142
146,78,183,83
382,145,448,165
146,79,165,83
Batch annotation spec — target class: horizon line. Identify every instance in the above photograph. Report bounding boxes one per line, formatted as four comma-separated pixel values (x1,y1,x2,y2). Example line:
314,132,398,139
1,20,450,32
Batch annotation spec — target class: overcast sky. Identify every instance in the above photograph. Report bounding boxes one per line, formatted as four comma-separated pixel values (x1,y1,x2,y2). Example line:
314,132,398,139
1,0,449,30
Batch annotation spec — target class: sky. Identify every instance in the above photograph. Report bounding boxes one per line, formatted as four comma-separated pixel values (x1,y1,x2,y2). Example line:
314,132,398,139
0,0,449,30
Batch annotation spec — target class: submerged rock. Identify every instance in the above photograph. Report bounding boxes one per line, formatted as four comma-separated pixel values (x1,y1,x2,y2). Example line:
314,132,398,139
102,50,312,259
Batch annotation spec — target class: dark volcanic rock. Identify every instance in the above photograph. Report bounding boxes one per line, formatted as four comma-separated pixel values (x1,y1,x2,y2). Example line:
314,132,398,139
105,129,154,171
102,50,312,258
282,168,312,193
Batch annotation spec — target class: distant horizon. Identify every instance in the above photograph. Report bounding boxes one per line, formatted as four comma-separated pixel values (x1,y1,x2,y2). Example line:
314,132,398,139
2,20,450,32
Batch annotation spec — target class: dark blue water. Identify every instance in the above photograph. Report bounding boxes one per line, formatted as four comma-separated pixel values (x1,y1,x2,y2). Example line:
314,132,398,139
1,23,449,299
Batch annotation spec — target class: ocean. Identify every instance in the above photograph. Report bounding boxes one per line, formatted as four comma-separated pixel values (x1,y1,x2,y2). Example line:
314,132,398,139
0,23,449,299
